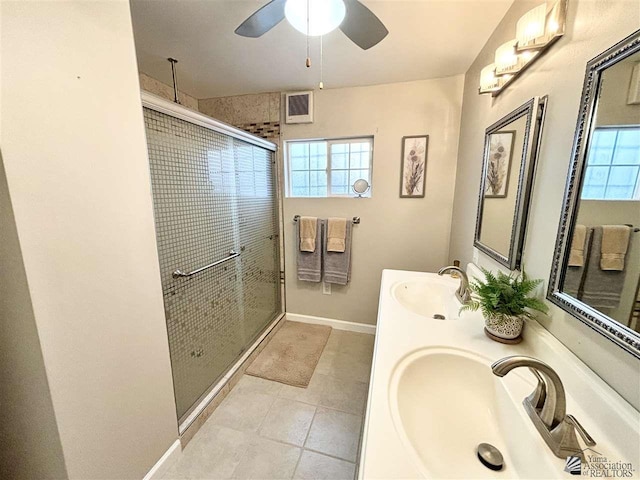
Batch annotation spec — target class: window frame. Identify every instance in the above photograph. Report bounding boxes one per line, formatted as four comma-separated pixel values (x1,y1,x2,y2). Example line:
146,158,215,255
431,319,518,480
285,136,374,198
581,125,640,201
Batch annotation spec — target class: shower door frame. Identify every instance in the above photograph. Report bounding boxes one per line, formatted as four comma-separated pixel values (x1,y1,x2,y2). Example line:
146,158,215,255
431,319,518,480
141,91,285,434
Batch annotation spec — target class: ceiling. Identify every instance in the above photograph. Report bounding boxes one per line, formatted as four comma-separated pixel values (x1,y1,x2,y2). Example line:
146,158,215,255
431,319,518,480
130,0,514,99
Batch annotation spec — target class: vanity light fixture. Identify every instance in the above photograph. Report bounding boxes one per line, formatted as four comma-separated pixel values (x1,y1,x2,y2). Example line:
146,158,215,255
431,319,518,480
479,64,512,94
479,0,568,96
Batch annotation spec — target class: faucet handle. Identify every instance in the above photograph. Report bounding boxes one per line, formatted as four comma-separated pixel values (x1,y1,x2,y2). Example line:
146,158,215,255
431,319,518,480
526,368,547,410
566,414,596,447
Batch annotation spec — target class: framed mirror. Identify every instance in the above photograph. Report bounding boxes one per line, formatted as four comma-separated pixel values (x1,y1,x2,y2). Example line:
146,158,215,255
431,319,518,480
548,30,640,358
474,96,548,270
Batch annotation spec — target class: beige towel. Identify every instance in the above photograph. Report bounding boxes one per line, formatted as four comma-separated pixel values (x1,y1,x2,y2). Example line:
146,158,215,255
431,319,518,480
299,216,317,252
600,225,631,271
568,224,587,267
327,217,347,253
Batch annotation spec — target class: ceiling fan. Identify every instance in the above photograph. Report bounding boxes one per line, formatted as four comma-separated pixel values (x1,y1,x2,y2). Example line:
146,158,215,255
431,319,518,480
235,0,388,50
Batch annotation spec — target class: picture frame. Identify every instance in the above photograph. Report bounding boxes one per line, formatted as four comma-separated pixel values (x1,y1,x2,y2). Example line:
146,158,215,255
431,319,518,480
484,130,515,198
400,135,429,198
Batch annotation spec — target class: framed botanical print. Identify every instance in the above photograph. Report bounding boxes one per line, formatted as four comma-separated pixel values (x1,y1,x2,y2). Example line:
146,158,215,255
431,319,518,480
484,130,515,198
400,135,429,198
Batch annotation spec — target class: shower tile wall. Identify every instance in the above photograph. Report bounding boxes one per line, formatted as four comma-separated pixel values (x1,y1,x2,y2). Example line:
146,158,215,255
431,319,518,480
144,108,281,421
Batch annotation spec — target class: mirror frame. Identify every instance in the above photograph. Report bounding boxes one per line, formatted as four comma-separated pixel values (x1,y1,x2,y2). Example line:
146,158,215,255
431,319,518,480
548,30,640,359
474,96,547,270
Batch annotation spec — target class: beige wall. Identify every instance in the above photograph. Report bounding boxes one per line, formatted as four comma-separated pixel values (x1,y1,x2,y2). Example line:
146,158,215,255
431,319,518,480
2,2,178,478
449,0,640,409
596,52,640,127
0,154,68,479
283,77,464,324
139,71,199,110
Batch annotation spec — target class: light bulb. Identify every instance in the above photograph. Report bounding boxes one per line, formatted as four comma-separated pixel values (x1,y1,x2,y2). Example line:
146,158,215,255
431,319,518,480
285,0,346,37
516,3,546,46
495,40,518,73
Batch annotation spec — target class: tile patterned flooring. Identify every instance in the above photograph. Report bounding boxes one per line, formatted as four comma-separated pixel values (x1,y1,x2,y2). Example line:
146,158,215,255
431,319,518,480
164,329,375,480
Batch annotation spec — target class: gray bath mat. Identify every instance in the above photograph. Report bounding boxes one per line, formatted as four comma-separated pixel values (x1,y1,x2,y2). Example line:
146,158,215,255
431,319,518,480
246,321,331,387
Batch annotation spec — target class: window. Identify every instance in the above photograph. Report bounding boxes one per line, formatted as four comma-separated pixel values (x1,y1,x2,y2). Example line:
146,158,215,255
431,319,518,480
581,127,640,200
286,137,373,197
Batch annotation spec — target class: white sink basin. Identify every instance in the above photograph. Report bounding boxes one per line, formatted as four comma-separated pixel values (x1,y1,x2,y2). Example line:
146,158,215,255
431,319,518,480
392,277,461,320
389,347,558,479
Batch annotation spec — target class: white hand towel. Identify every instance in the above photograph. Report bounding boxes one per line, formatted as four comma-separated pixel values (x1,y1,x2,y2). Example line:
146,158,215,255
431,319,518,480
600,225,631,271
568,224,587,267
327,217,347,253
299,216,317,252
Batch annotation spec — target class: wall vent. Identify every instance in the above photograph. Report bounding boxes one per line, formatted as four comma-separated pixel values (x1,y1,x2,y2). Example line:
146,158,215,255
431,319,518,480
285,91,313,124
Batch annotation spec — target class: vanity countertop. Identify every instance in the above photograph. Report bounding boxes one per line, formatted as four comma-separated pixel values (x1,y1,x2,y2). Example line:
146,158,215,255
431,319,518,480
358,266,640,479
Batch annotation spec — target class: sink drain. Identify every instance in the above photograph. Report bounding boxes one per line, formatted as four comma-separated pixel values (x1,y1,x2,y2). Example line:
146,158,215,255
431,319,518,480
432,313,446,320
477,443,504,471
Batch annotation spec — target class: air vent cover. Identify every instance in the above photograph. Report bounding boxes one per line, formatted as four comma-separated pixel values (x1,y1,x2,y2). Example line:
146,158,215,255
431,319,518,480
285,91,313,124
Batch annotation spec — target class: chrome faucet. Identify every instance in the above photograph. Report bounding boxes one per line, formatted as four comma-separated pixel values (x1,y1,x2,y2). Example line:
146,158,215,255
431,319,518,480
437,265,471,304
492,355,595,459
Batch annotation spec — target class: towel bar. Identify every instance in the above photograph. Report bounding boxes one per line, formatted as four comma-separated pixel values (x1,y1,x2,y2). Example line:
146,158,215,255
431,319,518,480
293,215,360,224
172,250,240,279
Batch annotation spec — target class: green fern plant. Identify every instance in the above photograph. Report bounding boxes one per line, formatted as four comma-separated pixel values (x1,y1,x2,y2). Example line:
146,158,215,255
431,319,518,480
460,268,548,323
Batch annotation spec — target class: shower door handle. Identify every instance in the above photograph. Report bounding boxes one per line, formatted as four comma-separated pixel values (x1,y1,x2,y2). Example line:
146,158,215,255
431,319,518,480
172,250,240,279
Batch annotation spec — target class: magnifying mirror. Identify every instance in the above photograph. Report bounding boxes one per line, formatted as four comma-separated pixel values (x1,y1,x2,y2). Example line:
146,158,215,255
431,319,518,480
352,179,370,197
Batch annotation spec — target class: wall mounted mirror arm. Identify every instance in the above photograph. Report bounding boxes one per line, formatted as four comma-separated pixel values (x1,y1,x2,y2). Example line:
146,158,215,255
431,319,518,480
548,29,640,359
474,96,548,270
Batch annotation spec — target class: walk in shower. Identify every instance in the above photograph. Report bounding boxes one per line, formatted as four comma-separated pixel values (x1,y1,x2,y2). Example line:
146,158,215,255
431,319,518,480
142,93,282,426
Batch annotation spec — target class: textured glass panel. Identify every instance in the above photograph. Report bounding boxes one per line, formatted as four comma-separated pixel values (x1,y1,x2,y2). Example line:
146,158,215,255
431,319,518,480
349,169,369,185
331,153,348,169
144,108,281,422
291,155,309,171
290,143,308,157
350,151,370,169
612,129,640,165
310,153,327,170
604,166,639,199
587,129,616,165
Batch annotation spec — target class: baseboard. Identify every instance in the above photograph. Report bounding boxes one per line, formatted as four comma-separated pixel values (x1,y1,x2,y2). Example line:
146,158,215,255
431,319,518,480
143,440,181,480
286,313,376,335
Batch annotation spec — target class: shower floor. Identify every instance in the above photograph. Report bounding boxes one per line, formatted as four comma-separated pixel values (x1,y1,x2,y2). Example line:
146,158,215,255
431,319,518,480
163,328,375,480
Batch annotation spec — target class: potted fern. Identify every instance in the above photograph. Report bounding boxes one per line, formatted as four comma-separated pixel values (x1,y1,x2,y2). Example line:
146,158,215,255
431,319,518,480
460,268,548,343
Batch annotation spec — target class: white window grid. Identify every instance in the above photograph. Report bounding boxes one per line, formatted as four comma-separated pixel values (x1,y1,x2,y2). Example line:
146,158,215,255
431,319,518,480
582,126,640,200
285,137,373,198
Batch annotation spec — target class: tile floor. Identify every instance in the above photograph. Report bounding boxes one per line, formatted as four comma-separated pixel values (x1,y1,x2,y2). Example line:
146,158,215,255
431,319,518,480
164,328,375,480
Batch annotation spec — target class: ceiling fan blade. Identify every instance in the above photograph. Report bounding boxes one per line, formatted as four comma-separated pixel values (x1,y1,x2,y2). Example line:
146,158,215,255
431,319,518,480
235,0,287,38
339,0,388,50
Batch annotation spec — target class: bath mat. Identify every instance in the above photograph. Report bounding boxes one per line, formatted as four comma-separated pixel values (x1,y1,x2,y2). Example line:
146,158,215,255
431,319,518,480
246,321,331,387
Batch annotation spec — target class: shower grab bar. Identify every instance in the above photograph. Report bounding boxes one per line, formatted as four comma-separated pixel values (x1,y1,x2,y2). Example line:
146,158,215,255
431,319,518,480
172,250,240,279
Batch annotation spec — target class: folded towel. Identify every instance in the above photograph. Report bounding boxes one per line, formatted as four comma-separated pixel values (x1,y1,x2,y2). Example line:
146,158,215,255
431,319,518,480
564,227,592,297
568,224,587,267
582,226,627,309
327,217,347,253
323,222,352,285
297,218,322,282
299,216,317,252
600,225,631,271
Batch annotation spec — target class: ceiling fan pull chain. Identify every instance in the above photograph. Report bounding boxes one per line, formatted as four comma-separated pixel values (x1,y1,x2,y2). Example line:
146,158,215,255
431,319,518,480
305,0,311,68
319,35,324,89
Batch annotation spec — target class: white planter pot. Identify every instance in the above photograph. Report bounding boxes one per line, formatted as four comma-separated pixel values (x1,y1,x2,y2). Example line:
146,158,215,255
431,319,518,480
484,315,524,340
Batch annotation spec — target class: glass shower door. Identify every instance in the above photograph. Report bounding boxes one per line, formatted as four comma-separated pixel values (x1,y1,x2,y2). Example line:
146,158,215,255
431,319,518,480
143,107,281,423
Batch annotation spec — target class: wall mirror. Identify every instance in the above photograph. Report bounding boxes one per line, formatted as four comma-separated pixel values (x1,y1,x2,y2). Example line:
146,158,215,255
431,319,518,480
549,30,640,358
475,96,548,269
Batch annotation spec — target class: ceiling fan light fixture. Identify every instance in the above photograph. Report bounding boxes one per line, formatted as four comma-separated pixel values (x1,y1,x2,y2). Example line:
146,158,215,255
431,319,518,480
284,0,346,36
